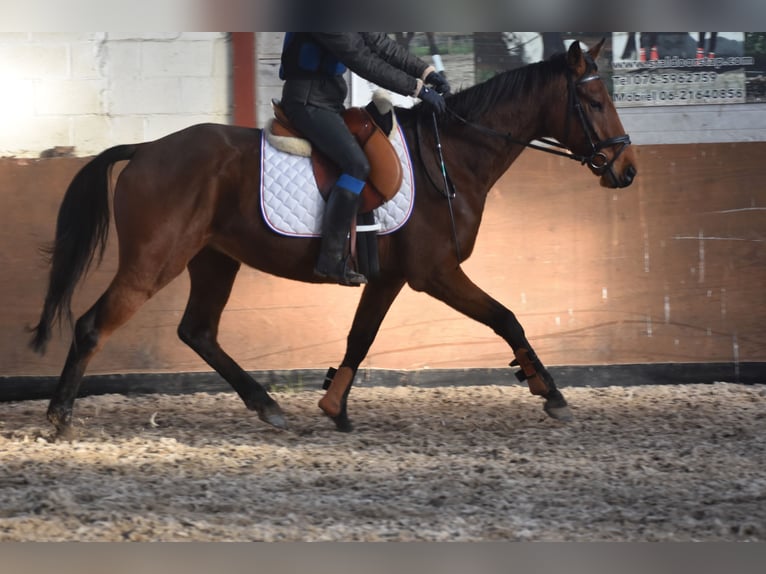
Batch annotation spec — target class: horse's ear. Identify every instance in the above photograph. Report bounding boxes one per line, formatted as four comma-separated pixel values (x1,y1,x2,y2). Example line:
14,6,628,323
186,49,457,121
588,37,606,61
566,40,587,77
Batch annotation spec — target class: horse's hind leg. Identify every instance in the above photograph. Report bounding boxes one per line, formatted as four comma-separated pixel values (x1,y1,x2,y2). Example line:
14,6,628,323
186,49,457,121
320,274,406,431
177,248,286,429
47,277,154,440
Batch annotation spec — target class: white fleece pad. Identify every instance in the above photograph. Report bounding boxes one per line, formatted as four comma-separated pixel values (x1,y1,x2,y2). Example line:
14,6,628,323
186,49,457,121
260,123,415,238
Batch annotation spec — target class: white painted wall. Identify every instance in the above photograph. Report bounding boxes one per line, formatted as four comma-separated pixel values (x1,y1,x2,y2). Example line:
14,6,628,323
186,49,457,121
618,104,766,145
0,32,231,157
255,32,284,129
1,32,763,158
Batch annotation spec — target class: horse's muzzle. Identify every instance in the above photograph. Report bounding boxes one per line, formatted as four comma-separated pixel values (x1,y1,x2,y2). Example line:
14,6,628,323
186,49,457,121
601,161,637,189
617,163,637,188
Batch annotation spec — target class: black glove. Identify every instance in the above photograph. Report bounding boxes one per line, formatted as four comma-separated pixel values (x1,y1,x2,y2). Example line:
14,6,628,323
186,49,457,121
426,70,451,95
419,86,447,115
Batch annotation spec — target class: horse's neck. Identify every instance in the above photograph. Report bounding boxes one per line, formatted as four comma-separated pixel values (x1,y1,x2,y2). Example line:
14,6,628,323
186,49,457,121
453,99,545,189
486,85,551,148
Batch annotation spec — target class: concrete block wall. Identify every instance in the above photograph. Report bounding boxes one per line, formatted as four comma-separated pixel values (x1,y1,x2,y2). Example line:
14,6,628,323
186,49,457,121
3,32,763,157
0,33,231,158
255,32,284,128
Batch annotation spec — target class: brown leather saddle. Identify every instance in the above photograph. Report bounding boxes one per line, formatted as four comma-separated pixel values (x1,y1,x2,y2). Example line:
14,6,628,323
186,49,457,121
270,102,403,214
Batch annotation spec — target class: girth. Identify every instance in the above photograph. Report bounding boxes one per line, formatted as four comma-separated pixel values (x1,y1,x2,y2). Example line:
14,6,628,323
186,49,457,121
270,102,403,214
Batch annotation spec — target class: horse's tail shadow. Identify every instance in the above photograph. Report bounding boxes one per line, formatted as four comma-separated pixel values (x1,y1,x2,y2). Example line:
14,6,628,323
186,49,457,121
29,144,140,355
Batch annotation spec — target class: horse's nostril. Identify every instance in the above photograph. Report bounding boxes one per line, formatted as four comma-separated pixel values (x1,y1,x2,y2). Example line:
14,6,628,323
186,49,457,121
622,164,637,186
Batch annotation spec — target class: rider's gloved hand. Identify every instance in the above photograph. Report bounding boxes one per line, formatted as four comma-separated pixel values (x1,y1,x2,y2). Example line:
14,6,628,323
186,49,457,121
418,86,447,115
425,71,451,95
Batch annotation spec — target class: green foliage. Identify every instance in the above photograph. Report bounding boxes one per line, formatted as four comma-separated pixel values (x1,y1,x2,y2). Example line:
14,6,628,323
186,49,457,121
745,32,766,55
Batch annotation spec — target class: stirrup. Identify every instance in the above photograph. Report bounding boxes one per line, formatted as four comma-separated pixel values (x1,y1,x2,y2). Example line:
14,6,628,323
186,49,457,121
314,260,367,286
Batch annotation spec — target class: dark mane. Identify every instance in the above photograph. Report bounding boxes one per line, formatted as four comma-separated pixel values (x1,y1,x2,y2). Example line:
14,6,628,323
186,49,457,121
443,53,570,122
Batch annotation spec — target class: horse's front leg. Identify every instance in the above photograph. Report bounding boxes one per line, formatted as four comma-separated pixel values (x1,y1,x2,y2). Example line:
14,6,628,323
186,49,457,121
319,275,406,431
419,266,572,422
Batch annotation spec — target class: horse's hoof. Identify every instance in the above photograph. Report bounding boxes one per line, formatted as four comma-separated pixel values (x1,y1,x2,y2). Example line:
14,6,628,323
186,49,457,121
331,415,354,433
544,402,573,422
53,425,78,442
541,389,573,422
319,402,354,432
258,404,288,430
47,408,77,441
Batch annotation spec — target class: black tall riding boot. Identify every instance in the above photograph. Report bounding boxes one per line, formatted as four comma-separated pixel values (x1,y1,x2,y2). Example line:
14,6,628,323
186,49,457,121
315,185,367,285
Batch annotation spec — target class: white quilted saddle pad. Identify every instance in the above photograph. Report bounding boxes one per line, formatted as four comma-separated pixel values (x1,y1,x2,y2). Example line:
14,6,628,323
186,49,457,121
260,122,415,237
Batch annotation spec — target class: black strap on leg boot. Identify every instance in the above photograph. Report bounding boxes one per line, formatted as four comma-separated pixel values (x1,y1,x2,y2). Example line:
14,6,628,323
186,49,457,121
315,185,367,286
356,211,380,280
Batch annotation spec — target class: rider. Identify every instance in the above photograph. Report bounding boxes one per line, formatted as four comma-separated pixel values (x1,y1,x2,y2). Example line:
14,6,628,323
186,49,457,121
279,32,451,285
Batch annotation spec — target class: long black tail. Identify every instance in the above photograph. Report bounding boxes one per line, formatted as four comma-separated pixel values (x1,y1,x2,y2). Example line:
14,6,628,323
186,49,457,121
29,144,140,354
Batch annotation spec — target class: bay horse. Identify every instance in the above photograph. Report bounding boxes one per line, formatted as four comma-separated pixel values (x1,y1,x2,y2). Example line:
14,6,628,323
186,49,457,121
30,39,636,439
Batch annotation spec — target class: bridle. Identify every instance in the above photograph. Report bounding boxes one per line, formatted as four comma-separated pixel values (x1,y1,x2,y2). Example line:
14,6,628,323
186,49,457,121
443,63,632,186
564,70,632,184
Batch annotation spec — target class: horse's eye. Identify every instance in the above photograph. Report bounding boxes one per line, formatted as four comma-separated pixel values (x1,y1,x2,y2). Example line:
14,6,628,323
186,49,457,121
590,101,603,111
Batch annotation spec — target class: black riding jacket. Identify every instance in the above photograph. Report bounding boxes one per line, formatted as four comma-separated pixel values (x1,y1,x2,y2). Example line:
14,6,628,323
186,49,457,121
280,33,431,111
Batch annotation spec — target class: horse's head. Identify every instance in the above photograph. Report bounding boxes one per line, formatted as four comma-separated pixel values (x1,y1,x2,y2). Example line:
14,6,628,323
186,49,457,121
551,39,637,188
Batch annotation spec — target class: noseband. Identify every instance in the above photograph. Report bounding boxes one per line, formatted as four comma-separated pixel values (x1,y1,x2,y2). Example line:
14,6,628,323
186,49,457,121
567,71,631,182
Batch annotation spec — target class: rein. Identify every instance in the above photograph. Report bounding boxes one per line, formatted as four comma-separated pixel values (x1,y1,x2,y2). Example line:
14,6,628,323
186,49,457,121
431,112,461,263
446,109,578,160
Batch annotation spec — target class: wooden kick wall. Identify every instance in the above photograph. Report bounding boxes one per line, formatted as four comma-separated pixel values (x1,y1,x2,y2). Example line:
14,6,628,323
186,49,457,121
1,142,764,379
